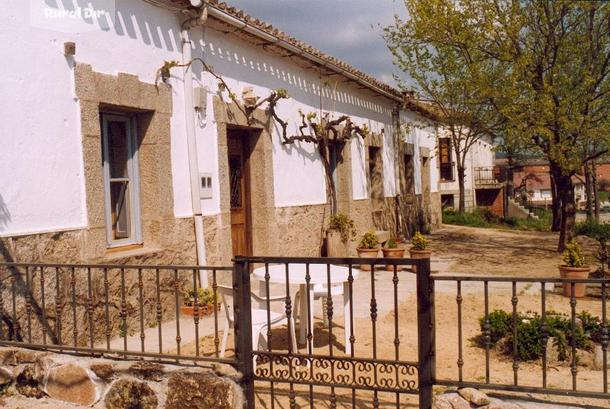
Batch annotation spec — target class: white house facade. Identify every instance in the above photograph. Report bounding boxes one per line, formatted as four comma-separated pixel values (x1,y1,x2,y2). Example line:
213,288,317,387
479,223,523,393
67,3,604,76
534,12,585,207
0,0,441,266
436,132,502,215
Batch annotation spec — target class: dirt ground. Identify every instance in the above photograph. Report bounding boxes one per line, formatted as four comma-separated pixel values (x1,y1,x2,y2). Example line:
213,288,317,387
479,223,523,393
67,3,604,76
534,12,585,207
427,224,599,277
181,226,610,408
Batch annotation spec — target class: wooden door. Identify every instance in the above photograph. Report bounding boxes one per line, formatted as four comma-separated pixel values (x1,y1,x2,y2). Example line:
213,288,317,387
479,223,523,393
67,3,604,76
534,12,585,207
228,132,251,257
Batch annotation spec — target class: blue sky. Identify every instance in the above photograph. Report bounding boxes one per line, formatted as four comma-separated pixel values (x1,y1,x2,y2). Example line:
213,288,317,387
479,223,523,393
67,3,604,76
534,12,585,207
226,1,407,86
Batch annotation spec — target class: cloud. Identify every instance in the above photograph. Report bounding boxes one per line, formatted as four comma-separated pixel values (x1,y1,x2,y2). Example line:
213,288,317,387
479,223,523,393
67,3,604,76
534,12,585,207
225,0,407,85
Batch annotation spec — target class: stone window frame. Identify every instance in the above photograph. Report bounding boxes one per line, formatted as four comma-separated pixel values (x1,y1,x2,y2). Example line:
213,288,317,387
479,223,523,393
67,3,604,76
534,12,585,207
74,63,175,260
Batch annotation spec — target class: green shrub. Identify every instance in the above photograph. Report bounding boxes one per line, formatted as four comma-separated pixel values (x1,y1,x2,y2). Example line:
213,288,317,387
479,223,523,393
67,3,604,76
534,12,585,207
385,237,398,249
442,208,551,232
476,309,596,362
443,209,492,227
183,287,215,307
359,232,379,249
562,240,585,267
509,316,544,361
575,221,610,274
478,309,511,345
503,216,518,227
328,213,356,243
411,232,427,250
575,220,610,240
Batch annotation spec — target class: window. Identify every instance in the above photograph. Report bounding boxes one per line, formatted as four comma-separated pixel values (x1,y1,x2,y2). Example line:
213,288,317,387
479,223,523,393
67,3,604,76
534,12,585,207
540,189,552,199
101,113,142,247
439,138,454,181
441,194,455,209
404,153,414,194
368,146,383,199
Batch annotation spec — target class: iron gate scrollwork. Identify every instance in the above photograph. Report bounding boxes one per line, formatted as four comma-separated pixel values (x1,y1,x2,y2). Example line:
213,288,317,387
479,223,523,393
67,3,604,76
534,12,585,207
254,352,418,393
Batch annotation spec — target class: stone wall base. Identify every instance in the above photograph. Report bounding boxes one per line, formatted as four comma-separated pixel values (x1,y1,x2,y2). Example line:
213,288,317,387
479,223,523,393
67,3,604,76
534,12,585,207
0,347,243,409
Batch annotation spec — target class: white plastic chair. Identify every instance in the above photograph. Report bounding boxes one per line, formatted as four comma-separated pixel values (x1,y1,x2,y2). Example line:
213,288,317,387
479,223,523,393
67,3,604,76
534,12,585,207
294,283,343,327
217,286,298,368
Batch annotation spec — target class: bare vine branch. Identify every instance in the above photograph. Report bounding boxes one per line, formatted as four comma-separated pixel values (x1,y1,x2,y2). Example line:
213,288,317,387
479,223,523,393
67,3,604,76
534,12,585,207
155,59,289,127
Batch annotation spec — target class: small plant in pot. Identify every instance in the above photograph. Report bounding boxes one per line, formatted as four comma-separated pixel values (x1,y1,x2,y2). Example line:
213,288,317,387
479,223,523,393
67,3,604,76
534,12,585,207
382,237,405,271
559,240,590,298
181,287,219,317
327,213,356,257
409,232,431,259
357,231,380,271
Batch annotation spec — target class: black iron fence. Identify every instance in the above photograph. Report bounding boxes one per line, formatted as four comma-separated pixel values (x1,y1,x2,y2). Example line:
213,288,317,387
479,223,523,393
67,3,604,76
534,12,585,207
234,256,432,409
432,275,610,402
0,262,235,365
3,259,610,408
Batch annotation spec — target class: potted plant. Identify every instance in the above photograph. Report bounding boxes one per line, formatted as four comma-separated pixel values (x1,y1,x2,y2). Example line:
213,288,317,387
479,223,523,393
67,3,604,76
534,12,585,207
181,287,219,317
382,237,405,271
357,231,380,271
327,213,356,257
559,240,590,298
409,232,431,259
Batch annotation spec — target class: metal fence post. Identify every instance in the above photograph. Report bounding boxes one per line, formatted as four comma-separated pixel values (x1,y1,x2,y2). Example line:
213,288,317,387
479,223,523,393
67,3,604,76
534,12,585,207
416,257,435,409
233,257,255,409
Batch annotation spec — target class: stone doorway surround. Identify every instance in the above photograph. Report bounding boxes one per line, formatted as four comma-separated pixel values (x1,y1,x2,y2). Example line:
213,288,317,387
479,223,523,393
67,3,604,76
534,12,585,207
205,99,276,265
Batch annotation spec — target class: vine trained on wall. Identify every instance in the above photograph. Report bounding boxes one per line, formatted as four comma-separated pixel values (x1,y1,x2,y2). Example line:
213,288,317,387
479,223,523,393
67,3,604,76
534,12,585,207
156,59,371,215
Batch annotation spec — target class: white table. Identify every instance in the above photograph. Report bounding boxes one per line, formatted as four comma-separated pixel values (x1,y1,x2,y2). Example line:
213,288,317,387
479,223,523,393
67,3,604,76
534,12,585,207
252,264,359,354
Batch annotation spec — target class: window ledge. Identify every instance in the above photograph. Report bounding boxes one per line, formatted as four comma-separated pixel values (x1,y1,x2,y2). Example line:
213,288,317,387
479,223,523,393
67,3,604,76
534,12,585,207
104,244,163,261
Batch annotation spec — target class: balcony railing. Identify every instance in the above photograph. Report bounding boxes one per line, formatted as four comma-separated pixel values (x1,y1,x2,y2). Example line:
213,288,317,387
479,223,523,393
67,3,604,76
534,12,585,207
474,166,501,185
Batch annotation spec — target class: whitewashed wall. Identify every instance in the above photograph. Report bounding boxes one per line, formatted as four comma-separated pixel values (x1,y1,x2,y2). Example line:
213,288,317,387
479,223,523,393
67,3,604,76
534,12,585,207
191,25,398,213
399,111,439,195
438,130,495,193
0,0,189,236
0,0,419,237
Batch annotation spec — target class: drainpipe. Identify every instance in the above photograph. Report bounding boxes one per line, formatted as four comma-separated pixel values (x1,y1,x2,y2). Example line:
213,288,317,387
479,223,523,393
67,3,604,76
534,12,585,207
392,104,403,237
182,6,208,287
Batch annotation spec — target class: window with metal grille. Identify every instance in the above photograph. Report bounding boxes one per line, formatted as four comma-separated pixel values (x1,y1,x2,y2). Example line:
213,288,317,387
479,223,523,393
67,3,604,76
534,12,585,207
439,138,454,181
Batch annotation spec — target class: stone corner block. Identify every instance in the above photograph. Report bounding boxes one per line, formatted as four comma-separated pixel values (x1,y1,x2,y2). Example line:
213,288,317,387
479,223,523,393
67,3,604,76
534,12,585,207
105,378,158,409
44,363,101,406
165,371,243,409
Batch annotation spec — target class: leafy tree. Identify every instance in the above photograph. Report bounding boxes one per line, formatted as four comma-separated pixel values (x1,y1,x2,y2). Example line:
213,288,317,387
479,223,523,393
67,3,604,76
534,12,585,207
388,0,610,250
384,2,504,214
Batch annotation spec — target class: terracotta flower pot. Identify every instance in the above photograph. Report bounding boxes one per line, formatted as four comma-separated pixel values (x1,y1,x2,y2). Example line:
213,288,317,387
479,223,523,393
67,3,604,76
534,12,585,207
357,247,380,271
180,304,219,317
409,249,432,259
382,247,405,271
559,265,590,298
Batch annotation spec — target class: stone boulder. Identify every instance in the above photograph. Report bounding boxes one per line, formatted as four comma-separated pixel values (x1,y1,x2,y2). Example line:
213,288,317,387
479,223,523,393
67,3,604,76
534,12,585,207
105,378,158,409
479,399,523,409
45,363,99,406
0,349,18,366
0,366,13,386
90,363,115,381
432,393,471,409
458,388,490,406
16,364,45,398
165,372,239,409
129,362,164,381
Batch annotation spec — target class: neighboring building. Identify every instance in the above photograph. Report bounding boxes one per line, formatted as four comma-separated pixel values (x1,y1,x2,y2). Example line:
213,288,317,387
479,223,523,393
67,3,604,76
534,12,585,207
498,159,586,208
0,0,442,266
436,134,502,216
399,99,503,217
